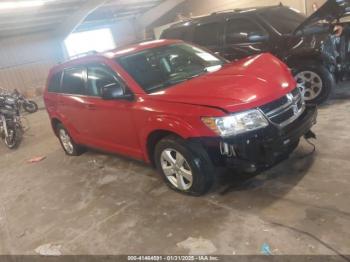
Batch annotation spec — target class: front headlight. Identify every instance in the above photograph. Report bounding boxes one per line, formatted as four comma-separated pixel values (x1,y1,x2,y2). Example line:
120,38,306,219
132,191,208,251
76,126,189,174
202,109,269,137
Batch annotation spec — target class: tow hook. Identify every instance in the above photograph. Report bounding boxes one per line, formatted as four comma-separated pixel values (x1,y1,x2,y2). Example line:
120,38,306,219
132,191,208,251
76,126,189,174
220,142,236,157
304,130,316,140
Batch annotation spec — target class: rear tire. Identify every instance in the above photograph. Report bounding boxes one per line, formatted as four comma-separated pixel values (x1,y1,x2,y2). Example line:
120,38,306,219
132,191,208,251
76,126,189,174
154,135,214,196
293,64,335,104
56,124,85,156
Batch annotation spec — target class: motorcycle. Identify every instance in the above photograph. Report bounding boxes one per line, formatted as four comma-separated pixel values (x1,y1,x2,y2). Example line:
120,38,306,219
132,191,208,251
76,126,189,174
11,89,38,113
0,95,23,149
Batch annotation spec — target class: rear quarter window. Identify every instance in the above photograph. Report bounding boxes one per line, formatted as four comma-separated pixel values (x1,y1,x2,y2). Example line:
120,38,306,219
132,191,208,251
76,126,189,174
193,23,221,47
47,71,62,93
161,27,191,41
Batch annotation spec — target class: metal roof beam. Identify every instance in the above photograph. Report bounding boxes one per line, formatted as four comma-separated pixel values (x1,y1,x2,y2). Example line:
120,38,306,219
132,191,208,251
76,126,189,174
137,0,185,28
55,0,108,38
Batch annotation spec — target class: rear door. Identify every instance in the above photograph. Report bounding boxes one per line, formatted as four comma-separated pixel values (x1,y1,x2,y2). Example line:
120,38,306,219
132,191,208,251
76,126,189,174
223,17,271,60
45,71,62,116
58,67,88,140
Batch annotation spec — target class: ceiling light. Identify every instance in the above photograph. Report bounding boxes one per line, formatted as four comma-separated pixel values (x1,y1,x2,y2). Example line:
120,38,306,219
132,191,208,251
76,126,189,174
0,1,46,10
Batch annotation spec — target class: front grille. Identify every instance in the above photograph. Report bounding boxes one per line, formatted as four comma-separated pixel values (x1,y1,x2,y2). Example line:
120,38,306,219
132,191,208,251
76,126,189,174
259,88,305,128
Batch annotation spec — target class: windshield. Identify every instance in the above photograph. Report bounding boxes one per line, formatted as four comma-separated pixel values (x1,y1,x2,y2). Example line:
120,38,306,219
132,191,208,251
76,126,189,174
259,7,306,34
117,43,225,93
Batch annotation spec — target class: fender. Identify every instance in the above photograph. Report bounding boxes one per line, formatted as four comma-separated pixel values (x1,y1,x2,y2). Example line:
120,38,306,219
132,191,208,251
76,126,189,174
284,49,336,73
139,114,204,162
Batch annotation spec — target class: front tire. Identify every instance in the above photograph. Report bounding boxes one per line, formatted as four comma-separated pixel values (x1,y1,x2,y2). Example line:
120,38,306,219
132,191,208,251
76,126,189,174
23,101,38,113
154,135,214,196
4,125,22,149
293,65,335,104
56,124,85,156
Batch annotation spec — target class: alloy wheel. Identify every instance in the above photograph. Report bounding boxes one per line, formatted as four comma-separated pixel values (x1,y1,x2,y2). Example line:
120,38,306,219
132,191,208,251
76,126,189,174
295,71,323,101
160,149,193,191
59,129,74,154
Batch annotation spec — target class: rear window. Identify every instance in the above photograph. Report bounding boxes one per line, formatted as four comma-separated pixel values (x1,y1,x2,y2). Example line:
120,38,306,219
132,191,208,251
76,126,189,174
48,72,62,93
161,27,191,41
193,23,220,46
62,68,86,95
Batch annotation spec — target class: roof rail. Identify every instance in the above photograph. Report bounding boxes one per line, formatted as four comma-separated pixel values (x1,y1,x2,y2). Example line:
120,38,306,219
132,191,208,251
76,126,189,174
211,9,236,15
211,4,284,15
69,50,99,60
168,16,205,28
128,38,155,45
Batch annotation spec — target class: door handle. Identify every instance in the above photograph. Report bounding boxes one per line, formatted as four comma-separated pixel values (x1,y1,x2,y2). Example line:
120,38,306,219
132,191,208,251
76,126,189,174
86,104,96,110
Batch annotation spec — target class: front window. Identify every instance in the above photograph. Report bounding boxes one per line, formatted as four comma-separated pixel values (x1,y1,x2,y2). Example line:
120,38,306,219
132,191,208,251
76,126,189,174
87,65,124,97
226,18,266,44
117,43,225,93
259,7,306,34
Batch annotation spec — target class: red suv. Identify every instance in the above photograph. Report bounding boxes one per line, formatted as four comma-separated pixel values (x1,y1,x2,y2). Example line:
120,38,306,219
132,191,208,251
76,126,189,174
44,40,317,195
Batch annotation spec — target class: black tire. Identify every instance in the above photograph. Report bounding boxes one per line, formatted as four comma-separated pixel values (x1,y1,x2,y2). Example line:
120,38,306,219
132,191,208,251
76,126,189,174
293,64,335,105
4,125,22,149
56,123,85,156
23,101,38,113
154,135,214,196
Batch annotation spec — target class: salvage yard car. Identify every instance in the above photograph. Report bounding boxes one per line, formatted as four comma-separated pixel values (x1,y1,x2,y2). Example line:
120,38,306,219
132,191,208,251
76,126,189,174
161,0,350,104
44,40,317,195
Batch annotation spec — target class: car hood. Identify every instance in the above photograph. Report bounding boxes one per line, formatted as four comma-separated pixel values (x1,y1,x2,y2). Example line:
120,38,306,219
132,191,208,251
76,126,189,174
147,53,296,113
295,0,350,34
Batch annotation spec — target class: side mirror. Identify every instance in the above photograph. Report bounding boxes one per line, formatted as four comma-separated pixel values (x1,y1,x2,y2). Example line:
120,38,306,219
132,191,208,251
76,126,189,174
247,32,269,42
101,83,133,100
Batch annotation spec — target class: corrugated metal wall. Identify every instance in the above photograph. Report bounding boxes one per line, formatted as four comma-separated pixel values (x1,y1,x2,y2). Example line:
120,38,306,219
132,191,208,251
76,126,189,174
0,33,62,97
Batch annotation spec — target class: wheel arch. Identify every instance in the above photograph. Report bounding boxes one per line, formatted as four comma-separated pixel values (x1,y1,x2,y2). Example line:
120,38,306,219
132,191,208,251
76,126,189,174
51,118,62,136
285,52,336,73
140,115,201,165
146,130,183,167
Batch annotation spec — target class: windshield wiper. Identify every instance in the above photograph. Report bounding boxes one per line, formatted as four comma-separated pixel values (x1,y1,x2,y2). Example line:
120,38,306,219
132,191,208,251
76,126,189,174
184,68,208,81
146,68,209,93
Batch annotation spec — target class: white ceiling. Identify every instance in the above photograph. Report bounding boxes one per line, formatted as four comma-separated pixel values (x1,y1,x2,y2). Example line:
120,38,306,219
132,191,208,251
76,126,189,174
0,0,165,38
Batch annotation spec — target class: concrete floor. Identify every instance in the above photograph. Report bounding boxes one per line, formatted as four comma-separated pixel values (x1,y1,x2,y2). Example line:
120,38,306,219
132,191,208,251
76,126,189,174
0,85,350,257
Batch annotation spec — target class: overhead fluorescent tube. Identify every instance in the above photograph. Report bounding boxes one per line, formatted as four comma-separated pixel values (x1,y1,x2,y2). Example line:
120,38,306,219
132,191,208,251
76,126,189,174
0,1,46,10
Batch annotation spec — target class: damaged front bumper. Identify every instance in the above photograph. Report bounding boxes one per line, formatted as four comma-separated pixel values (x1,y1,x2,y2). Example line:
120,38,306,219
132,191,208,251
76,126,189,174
191,104,318,172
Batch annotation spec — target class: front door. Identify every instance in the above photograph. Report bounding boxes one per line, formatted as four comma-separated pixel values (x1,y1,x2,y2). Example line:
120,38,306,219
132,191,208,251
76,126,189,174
83,64,141,159
223,17,271,61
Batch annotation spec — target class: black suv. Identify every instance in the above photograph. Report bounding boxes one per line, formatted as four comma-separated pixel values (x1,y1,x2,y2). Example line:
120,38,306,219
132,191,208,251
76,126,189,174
161,0,350,104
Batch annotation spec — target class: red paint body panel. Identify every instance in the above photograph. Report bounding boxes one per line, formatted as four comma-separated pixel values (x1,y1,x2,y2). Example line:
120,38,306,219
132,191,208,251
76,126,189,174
44,40,297,163
148,53,296,113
